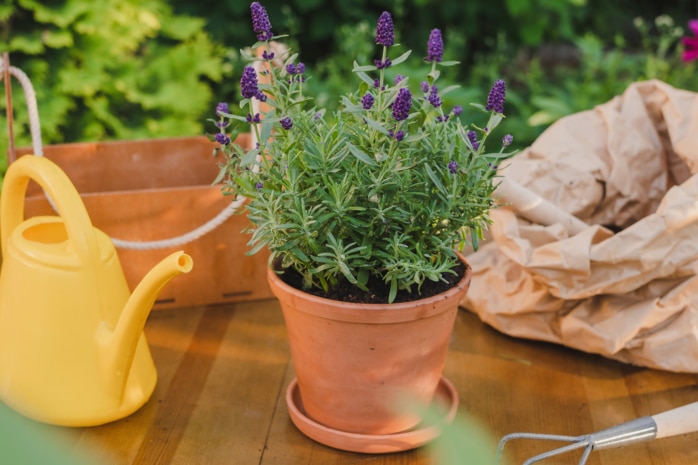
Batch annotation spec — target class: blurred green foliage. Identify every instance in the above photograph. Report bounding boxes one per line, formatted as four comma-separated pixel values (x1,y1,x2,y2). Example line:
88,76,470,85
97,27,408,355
0,402,98,465
173,0,697,150
0,0,697,175
519,14,698,135
0,0,225,176
416,402,500,465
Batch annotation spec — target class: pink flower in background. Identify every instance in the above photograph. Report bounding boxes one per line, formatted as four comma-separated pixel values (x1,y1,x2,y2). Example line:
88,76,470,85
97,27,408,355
682,19,698,62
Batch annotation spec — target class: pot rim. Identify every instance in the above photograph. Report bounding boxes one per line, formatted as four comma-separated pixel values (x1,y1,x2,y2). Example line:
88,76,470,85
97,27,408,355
266,252,472,324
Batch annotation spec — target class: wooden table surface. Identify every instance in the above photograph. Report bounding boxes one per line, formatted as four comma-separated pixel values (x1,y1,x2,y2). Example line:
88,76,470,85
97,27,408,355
34,299,698,465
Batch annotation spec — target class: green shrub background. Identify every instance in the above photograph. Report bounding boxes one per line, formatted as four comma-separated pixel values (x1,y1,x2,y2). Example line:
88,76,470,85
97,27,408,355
0,0,697,179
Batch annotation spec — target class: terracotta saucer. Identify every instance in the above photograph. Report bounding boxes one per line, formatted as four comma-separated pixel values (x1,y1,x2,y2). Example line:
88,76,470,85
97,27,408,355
285,376,459,454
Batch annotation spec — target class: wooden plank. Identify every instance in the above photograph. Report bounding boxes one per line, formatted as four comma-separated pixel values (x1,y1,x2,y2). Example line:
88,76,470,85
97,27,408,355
165,301,290,465
23,302,698,465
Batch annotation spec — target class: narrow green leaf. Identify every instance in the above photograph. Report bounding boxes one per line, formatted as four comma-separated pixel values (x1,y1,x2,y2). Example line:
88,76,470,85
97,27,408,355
219,113,249,123
486,113,504,132
247,238,269,256
427,69,441,82
391,50,412,66
363,117,390,136
212,168,226,185
389,277,398,304
285,52,300,64
288,246,310,262
241,148,259,166
439,84,460,97
357,269,369,287
259,120,274,144
355,70,376,86
353,60,378,72
347,144,378,166
425,164,447,196
339,262,357,283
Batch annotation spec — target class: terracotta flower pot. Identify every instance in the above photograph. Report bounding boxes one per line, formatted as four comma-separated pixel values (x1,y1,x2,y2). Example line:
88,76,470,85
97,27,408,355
267,253,471,437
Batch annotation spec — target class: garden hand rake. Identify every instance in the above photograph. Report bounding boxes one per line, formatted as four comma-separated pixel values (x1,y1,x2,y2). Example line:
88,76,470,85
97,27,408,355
496,401,698,464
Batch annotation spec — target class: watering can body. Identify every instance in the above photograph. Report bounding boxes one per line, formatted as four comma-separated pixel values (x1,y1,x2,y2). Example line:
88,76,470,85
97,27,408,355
0,155,192,426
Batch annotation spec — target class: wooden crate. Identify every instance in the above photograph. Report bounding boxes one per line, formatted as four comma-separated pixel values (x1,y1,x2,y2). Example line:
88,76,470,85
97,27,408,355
16,135,272,310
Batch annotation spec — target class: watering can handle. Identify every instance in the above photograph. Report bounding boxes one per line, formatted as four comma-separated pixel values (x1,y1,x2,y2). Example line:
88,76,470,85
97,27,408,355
1,155,99,263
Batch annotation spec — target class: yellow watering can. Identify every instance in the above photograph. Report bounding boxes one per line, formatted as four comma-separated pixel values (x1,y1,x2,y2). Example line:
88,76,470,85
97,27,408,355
0,155,193,426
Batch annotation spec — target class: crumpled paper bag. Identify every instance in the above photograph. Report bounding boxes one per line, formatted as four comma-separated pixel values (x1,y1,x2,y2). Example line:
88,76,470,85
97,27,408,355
462,79,698,373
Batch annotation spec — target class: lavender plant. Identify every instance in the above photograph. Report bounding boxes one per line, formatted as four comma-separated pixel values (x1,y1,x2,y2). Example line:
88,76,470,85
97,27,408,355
210,2,514,303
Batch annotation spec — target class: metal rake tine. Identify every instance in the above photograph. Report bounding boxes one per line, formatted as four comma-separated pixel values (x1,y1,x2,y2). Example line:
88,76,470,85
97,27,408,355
519,439,591,465
496,432,587,465
497,415,661,464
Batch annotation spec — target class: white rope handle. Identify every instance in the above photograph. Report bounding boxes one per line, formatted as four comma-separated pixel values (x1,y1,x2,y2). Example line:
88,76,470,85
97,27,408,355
110,195,246,250
0,64,43,156
1,61,246,250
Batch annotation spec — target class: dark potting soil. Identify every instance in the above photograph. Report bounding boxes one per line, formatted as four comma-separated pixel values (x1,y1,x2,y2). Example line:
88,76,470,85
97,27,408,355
277,261,468,304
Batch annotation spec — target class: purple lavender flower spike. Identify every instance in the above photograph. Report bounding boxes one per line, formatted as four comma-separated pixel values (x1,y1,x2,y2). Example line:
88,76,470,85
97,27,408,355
374,58,392,69
285,62,306,82
280,116,293,130
255,182,264,190
375,12,394,47
215,133,231,145
448,161,459,174
451,105,463,116
428,87,441,108
251,2,273,41
394,74,404,84
467,130,480,150
395,130,405,141
486,79,506,113
362,93,375,110
392,88,412,122
426,29,443,63
241,66,259,99
216,102,229,114
262,50,274,60
420,81,429,93
502,134,513,147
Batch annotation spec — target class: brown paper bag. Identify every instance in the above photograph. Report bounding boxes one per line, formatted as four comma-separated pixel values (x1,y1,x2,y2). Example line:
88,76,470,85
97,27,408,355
463,80,698,373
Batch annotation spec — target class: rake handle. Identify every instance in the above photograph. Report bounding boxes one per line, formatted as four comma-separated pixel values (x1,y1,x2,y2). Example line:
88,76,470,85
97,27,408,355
652,401,698,439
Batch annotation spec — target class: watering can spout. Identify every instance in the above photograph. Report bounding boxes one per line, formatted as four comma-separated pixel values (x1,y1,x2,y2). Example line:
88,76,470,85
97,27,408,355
101,251,193,397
